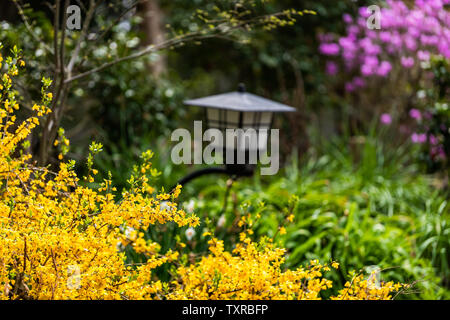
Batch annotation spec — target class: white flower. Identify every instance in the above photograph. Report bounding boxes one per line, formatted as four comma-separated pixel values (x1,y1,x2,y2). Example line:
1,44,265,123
1,22,10,30
417,90,426,99
126,37,140,48
35,48,44,57
366,267,381,289
160,201,171,211
117,21,131,32
116,241,124,252
217,214,226,228
184,199,195,213
124,226,135,238
420,60,430,69
93,46,107,58
185,227,196,241
66,265,81,290
125,89,135,97
165,88,174,98
109,42,117,50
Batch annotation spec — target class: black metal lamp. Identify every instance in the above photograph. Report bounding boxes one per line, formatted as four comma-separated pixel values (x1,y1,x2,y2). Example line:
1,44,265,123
174,83,296,187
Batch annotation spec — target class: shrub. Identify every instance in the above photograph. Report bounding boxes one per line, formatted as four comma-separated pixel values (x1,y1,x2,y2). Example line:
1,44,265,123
168,232,403,300
0,47,198,299
320,0,450,90
175,138,449,299
0,48,404,300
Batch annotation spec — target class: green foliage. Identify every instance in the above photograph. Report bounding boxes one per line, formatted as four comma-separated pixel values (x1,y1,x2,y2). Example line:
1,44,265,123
415,56,449,173
2,0,448,300
151,136,449,299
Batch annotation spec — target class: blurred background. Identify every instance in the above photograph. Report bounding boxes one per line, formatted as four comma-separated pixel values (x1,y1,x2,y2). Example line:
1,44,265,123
0,0,448,299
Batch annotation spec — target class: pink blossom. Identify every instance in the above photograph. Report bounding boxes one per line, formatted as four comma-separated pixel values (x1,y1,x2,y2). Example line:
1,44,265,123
318,34,334,43
361,64,374,76
429,134,438,145
352,77,365,88
358,7,371,18
319,43,340,56
431,145,447,160
401,56,415,68
404,36,418,51
343,13,353,24
380,113,392,125
379,31,391,43
319,0,450,88
409,108,422,120
411,132,427,143
345,82,355,92
377,61,392,77
325,61,339,75
417,50,430,61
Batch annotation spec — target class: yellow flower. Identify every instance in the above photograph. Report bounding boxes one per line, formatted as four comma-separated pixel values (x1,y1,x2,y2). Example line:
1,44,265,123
0,48,404,301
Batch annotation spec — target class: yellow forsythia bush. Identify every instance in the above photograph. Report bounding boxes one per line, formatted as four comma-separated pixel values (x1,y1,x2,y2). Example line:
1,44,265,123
0,48,403,300
168,233,403,300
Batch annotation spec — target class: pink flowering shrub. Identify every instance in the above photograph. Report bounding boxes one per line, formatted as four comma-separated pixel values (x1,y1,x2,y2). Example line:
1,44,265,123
319,0,449,173
319,0,450,92
378,55,448,170
409,57,449,170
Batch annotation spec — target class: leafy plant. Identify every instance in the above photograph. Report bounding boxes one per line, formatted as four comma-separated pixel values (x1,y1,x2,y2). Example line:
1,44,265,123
171,133,449,299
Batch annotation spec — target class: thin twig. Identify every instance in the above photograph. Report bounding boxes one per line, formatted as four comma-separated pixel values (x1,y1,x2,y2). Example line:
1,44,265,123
67,0,98,73
64,10,293,84
12,0,54,54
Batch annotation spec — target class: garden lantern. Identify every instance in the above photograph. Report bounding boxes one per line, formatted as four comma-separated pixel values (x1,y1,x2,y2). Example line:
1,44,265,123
175,83,296,187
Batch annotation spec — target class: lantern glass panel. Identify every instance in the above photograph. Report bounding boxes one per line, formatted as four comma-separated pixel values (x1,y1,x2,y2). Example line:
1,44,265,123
205,108,273,155
207,109,243,130
260,112,272,129
206,108,220,127
242,112,256,129
226,110,240,129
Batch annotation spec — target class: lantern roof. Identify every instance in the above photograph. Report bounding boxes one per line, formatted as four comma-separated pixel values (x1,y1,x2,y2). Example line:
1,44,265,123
183,85,296,113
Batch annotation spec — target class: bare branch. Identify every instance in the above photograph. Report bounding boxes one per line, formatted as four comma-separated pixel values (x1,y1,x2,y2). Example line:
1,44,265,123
43,1,54,13
59,0,69,73
53,0,60,75
12,0,54,54
64,10,295,84
67,0,98,74
74,0,87,12
64,33,202,83
39,0,69,165
91,0,143,45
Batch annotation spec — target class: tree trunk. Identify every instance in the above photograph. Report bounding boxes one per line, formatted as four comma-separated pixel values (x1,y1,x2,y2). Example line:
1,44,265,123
139,0,166,77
